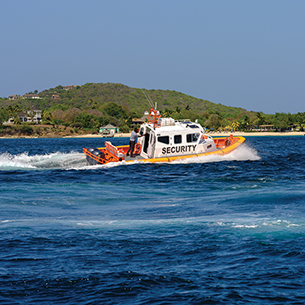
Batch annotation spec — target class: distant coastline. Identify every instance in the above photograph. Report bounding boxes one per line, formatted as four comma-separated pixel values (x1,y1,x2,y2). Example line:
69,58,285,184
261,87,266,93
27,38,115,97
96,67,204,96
65,131,305,138
1,131,304,140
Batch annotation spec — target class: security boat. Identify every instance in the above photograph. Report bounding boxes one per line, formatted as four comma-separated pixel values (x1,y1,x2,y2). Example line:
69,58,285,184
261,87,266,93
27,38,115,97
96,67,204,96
83,108,245,165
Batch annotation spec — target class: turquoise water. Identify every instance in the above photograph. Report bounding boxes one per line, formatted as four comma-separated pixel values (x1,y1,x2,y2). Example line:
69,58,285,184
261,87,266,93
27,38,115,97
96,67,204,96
1,136,305,304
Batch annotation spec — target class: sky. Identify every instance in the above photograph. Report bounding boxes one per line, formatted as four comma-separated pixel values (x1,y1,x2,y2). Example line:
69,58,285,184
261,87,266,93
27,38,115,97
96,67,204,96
1,0,304,114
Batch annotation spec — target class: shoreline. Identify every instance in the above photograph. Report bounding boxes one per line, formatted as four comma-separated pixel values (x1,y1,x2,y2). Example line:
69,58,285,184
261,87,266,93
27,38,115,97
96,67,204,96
1,131,304,139
73,131,305,138
65,131,305,138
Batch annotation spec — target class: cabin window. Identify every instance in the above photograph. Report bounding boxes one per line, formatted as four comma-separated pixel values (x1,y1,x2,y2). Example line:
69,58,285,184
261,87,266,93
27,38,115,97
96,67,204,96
186,133,200,143
158,136,169,144
174,135,182,144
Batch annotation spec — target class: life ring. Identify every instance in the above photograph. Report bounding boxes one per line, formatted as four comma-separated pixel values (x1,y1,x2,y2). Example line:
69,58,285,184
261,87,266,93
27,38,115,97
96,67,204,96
225,137,231,147
134,143,142,155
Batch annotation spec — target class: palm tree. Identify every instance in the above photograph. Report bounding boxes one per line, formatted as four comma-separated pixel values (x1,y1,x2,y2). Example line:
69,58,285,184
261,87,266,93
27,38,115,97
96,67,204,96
13,104,21,115
231,121,240,131
7,105,14,116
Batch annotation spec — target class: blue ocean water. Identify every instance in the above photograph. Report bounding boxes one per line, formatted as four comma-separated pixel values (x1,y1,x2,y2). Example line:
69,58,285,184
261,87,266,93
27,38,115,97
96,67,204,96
1,136,305,304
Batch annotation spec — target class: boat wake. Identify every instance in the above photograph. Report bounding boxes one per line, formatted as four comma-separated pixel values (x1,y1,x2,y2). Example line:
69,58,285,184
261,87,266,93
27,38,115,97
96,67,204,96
0,144,259,171
0,151,87,170
1,216,304,236
170,143,260,164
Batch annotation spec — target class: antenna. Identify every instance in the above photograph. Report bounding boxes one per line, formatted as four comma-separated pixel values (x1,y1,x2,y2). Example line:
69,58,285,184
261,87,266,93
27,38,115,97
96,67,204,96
141,90,154,108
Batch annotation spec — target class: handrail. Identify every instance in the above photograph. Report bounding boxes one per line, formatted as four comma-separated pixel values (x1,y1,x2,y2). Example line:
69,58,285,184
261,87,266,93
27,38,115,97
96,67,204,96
105,141,124,157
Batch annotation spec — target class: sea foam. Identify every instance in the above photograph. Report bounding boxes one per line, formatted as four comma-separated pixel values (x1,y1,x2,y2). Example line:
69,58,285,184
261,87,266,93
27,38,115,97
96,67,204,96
0,151,87,170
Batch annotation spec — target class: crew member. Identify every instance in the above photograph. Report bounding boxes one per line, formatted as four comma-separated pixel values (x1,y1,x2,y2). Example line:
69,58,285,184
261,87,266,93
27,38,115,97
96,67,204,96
126,127,143,157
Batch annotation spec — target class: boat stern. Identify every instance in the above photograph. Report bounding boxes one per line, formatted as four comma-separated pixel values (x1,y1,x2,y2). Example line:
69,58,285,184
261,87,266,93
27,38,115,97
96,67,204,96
83,147,107,165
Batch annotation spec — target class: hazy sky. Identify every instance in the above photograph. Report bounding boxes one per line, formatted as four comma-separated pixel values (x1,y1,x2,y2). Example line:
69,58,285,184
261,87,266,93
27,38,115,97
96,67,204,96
1,0,304,114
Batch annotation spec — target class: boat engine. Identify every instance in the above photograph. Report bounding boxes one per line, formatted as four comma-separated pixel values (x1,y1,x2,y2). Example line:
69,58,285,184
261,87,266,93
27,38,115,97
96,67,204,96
86,148,105,165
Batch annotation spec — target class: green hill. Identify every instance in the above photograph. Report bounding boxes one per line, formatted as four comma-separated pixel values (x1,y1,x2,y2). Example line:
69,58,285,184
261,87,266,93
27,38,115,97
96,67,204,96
1,83,254,116
0,83,263,131
1,83,305,134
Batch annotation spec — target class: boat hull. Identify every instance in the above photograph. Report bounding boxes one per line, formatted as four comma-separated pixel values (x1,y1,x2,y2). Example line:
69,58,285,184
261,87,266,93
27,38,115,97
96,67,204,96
83,136,246,165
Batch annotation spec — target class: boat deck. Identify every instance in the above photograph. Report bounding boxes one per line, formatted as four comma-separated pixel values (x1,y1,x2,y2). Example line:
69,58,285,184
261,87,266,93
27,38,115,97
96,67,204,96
124,154,144,161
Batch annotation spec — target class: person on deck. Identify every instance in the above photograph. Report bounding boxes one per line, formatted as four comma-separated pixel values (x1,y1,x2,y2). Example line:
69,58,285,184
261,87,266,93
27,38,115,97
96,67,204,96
126,128,143,157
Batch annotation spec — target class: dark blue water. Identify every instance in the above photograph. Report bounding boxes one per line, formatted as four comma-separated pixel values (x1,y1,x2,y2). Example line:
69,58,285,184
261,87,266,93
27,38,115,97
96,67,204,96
1,136,305,304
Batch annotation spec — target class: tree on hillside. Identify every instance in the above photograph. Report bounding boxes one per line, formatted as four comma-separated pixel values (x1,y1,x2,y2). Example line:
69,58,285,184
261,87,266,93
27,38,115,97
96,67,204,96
42,110,52,124
7,105,14,116
273,113,290,130
7,104,21,118
0,107,9,124
296,112,305,130
14,104,21,114
63,108,82,123
51,119,64,128
238,114,251,130
52,109,65,121
201,111,210,120
231,121,240,131
6,104,22,124
55,85,63,91
102,102,126,119
256,111,266,125
204,114,222,129
14,116,21,125
85,109,104,117
162,108,173,117
73,112,105,130
120,125,130,133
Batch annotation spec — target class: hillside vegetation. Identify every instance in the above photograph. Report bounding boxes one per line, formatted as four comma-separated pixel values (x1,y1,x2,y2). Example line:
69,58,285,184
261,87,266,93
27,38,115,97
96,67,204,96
1,83,254,116
1,83,305,135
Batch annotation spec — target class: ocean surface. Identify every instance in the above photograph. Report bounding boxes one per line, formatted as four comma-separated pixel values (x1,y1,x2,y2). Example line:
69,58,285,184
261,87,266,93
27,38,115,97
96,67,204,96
1,136,305,304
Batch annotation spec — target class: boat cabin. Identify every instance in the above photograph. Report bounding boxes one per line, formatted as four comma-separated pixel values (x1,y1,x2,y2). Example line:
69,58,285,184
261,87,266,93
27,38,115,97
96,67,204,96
137,119,216,159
